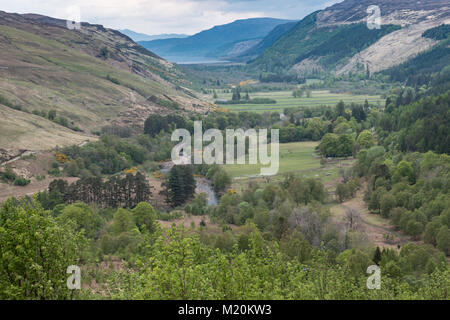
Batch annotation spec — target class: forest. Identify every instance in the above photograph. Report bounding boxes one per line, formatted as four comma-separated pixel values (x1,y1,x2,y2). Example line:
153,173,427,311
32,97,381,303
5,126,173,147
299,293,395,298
1,74,449,299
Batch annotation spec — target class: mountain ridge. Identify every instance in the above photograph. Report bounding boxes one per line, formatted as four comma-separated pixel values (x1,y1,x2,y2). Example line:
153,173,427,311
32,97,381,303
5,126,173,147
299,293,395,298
139,17,295,63
118,29,188,42
249,0,450,75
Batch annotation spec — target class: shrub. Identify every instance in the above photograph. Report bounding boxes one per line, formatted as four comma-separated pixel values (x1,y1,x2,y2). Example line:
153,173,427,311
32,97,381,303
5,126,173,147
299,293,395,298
13,177,30,186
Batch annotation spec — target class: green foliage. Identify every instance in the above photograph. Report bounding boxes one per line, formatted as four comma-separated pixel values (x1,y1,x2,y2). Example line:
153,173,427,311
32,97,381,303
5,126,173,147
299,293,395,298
0,167,17,183
356,130,375,150
0,198,86,299
161,165,196,207
62,135,148,176
132,202,157,233
422,24,450,41
58,202,103,239
13,177,30,186
106,225,449,300
320,133,354,157
111,208,136,235
144,114,186,137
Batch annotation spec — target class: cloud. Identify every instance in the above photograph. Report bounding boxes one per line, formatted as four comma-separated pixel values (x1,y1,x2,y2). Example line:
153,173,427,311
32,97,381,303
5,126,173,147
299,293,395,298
0,0,342,34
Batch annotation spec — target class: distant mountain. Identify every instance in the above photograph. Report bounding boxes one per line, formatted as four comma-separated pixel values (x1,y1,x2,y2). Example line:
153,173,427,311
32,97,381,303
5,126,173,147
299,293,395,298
138,18,294,63
249,0,450,75
236,21,297,61
118,29,188,42
0,11,210,151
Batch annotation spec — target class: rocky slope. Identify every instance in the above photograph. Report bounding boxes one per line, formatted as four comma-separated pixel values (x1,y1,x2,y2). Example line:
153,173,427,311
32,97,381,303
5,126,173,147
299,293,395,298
250,0,450,75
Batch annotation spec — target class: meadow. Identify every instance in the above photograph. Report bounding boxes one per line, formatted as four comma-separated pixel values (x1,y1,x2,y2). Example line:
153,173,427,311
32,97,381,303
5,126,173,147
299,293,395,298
221,141,355,191
213,90,382,113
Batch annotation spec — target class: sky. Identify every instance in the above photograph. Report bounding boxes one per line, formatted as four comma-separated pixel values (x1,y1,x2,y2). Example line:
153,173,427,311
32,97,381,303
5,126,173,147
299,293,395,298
0,0,342,35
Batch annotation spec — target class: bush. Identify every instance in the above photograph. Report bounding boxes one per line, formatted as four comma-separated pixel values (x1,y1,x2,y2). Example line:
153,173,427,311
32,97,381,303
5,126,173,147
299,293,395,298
13,177,30,186
0,168,17,182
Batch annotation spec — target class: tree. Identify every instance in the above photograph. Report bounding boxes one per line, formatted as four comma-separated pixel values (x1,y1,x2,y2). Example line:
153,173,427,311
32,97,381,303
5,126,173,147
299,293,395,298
356,130,375,150
132,202,157,233
336,100,345,118
380,193,396,218
436,226,450,255
373,246,382,265
48,109,56,121
406,220,423,239
111,208,135,235
337,134,354,157
336,183,350,203
320,133,339,157
345,207,361,230
393,161,415,184
0,198,86,299
162,165,196,207
100,46,109,59
424,218,443,246
58,202,103,239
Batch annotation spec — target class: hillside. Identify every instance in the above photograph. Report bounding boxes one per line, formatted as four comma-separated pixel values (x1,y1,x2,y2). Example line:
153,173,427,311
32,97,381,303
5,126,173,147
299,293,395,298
0,11,211,154
236,21,297,62
249,0,450,75
118,29,188,42
138,18,294,63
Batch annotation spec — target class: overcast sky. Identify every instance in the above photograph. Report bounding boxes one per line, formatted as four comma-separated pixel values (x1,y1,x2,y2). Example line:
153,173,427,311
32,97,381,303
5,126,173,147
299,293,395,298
0,0,342,35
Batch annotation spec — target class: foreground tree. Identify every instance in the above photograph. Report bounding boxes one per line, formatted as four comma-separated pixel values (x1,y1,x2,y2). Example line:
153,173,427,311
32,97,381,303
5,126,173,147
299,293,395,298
0,198,86,299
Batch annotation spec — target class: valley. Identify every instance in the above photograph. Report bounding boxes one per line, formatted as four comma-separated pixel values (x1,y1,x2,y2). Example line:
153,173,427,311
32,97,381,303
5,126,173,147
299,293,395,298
0,0,449,301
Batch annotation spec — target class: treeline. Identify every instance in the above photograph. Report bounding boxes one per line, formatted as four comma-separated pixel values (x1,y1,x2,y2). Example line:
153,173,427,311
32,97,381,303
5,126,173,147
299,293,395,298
144,114,187,137
380,41,450,87
60,135,148,177
213,173,326,229
294,23,401,68
259,72,306,83
356,148,450,255
282,101,374,155
37,173,151,209
422,24,450,41
215,97,277,105
379,90,450,154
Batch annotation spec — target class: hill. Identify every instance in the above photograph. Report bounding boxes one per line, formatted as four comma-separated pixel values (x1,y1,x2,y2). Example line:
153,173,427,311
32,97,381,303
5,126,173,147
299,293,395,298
118,29,188,42
138,18,294,63
249,0,450,76
0,11,211,154
236,21,297,61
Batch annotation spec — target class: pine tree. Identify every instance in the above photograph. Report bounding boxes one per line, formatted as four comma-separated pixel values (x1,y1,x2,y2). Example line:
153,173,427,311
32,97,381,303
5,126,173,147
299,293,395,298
373,246,382,265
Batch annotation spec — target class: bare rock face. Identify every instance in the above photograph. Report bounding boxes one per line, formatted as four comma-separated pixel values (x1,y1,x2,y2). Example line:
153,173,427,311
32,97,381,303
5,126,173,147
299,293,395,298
314,0,450,74
317,0,450,27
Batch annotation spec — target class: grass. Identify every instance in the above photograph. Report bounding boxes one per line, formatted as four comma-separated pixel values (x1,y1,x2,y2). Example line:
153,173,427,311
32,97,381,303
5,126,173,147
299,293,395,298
221,141,355,191
213,90,382,113
0,105,95,150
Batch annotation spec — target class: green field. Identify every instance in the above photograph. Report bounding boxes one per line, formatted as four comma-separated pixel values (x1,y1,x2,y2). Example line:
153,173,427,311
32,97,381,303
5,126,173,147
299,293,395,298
222,141,355,190
214,90,382,113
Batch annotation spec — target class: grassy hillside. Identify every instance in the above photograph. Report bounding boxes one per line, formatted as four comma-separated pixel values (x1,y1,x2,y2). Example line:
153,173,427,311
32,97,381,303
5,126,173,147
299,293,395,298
0,105,95,150
0,11,210,151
